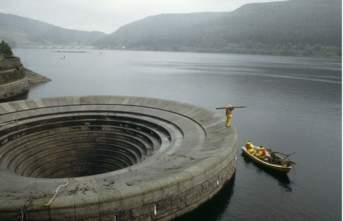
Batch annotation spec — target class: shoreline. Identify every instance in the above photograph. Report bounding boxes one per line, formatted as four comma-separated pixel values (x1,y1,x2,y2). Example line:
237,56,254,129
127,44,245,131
0,56,50,102
24,67,50,86
15,47,342,60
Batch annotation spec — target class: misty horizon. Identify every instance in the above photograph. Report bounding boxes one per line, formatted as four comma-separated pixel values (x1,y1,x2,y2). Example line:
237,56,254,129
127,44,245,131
0,0,284,33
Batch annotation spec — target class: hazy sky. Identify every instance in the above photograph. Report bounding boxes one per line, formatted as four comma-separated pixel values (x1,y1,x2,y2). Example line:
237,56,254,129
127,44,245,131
0,0,282,33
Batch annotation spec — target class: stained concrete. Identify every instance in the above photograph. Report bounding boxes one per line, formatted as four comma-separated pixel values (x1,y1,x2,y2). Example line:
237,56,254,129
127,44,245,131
0,57,50,102
0,96,237,221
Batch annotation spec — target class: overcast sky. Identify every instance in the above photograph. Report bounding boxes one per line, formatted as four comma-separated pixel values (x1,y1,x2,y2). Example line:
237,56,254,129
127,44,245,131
0,0,282,33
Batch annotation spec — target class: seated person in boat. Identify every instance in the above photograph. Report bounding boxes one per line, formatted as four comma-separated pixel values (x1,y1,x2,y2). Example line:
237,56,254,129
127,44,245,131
255,145,272,162
245,140,255,154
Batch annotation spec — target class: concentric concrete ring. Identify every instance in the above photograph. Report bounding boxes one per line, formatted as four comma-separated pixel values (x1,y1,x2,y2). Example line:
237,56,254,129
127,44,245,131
0,96,237,221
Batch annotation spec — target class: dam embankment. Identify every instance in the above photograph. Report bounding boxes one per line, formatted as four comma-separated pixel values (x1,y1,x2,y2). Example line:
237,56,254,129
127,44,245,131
0,56,49,102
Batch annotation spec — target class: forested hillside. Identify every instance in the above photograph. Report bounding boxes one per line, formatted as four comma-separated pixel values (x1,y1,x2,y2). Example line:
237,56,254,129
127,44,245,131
0,13,105,47
96,0,341,57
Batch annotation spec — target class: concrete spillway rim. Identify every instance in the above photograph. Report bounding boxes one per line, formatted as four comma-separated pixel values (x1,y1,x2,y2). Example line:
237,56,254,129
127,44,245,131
0,96,237,220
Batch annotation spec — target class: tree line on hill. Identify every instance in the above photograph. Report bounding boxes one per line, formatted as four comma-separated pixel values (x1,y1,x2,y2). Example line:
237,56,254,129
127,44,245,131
0,0,341,57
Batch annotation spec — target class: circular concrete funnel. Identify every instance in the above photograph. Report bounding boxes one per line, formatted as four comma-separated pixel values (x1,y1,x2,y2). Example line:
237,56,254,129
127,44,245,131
0,96,237,221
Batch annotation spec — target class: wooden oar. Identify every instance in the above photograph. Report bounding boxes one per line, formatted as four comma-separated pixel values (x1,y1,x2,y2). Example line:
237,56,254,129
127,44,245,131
273,151,296,158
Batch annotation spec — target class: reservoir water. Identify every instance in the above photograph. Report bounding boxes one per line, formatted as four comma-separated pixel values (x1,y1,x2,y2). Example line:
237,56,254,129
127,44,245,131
15,49,341,221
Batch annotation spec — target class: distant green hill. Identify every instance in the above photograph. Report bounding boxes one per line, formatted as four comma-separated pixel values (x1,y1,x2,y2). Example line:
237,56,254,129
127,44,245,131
0,13,106,47
96,0,341,57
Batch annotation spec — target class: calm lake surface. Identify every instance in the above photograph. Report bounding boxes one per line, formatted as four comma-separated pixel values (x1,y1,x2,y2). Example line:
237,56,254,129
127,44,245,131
15,49,341,221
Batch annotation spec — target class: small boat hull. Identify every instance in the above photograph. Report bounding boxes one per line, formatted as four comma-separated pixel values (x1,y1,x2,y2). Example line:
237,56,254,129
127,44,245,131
241,146,292,173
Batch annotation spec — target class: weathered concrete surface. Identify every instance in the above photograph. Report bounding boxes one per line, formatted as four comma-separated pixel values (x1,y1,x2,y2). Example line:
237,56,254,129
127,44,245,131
0,77,30,101
0,56,50,102
0,96,238,221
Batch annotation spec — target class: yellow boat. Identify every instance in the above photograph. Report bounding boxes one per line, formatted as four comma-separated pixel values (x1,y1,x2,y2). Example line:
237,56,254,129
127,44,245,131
241,146,293,173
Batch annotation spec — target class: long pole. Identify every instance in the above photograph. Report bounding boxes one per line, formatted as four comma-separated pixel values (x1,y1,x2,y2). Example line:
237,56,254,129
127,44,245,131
216,106,246,110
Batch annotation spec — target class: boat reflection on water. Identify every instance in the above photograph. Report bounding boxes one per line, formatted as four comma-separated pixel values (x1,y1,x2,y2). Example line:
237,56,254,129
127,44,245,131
241,153,293,192
175,174,236,221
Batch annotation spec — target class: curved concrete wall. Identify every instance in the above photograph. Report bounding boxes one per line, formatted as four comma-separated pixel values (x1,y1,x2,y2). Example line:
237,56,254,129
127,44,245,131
0,96,237,221
0,57,22,70
0,68,25,84
0,77,30,101
0,56,29,101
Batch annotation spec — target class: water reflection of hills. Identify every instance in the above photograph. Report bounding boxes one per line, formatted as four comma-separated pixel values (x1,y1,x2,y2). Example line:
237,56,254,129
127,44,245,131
241,153,292,192
175,174,236,221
